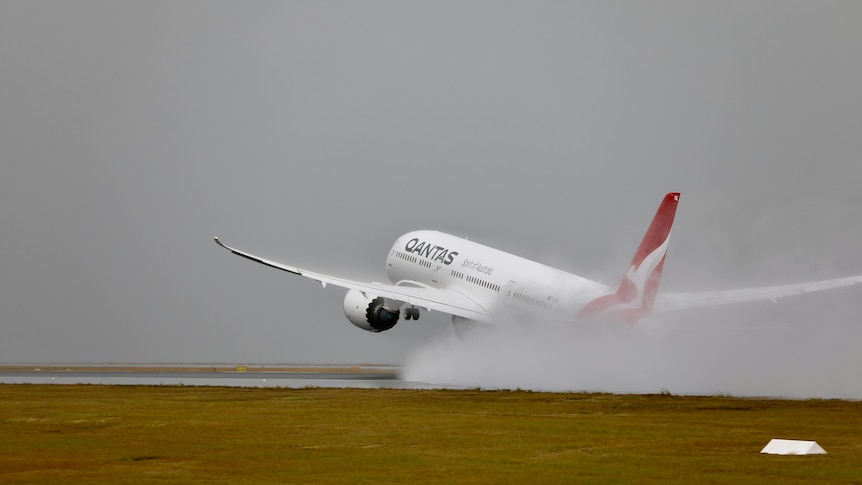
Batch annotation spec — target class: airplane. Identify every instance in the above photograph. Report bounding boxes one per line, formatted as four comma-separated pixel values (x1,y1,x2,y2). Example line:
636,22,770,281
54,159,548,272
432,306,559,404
214,193,862,333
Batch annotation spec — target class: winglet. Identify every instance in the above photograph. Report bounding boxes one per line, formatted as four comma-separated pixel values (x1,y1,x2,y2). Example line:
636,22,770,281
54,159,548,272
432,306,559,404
213,236,302,276
578,192,680,322
214,236,240,254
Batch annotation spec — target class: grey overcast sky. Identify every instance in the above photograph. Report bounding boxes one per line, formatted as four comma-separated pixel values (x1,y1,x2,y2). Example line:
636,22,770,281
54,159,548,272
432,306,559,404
1,2,861,392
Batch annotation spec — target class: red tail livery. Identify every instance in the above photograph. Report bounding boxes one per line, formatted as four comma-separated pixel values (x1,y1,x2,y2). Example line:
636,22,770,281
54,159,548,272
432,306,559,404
577,192,680,322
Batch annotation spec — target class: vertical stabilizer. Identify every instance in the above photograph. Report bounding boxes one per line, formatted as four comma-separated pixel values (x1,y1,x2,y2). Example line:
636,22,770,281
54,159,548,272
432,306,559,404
578,192,680,322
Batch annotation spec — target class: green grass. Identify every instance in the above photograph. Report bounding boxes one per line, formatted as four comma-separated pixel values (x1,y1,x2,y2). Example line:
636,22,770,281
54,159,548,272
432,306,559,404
1,385,860,483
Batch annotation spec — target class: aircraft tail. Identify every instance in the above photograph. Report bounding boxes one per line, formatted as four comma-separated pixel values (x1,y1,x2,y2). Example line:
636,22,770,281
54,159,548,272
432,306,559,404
578,192,680,322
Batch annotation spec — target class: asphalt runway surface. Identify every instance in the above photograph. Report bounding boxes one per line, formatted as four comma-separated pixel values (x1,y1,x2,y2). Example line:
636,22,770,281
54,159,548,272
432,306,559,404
0,367,453,389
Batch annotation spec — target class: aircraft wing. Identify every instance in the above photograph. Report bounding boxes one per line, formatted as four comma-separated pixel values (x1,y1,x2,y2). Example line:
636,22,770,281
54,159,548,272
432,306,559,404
655,274,862,312
214,238,492,322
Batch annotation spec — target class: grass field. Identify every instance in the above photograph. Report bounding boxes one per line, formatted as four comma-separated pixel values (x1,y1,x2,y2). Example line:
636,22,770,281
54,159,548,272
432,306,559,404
2,385,860,483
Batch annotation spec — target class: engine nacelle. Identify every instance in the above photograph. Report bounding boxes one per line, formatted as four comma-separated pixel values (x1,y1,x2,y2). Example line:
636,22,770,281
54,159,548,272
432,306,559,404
343,289,400,332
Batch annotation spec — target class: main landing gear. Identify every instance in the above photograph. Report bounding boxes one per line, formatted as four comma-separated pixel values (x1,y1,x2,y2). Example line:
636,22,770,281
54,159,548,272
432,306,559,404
404,306,420,320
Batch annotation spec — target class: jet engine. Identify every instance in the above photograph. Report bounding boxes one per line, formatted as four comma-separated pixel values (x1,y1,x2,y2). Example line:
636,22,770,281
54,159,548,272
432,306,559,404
343,289,400,332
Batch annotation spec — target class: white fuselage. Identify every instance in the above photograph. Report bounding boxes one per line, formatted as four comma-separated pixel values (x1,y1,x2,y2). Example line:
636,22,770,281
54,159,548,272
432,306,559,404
385,230,611,320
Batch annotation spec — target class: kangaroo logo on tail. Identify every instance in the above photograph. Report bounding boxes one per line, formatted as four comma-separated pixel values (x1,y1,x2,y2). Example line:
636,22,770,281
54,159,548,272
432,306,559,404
578,192,680,322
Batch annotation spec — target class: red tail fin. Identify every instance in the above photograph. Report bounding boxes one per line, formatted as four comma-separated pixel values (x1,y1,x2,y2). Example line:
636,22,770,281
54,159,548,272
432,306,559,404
578,192,680,322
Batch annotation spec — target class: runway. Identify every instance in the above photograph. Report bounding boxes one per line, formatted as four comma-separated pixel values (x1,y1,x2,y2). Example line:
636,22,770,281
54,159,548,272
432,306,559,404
0,366,453,389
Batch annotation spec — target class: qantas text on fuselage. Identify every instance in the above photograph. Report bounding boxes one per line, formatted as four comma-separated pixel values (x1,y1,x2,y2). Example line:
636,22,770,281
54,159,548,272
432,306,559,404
403,237,458,266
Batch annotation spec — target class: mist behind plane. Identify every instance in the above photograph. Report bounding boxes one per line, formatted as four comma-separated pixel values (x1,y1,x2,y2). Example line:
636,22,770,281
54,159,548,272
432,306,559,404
403,293,862,399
